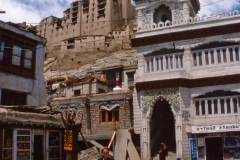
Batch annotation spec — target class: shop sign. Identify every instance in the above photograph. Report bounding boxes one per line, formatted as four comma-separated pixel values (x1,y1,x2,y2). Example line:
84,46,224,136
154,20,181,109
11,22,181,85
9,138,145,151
64,130,73,151
192,124,240,133
190,140,197,160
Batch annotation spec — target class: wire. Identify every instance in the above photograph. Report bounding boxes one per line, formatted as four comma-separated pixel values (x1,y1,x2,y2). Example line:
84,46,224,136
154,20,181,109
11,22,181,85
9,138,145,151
200,0,224,8
1,9,238,51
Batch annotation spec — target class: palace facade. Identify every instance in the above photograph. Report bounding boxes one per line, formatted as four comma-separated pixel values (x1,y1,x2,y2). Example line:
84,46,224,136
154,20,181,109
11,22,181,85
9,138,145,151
132,0,240,159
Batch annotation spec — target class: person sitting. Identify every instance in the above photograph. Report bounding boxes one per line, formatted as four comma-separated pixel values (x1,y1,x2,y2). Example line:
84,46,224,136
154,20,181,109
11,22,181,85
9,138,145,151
98,147,114,160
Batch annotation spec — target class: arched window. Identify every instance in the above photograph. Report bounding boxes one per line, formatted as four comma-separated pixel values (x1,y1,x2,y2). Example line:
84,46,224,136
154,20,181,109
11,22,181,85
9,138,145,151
154,5,172,24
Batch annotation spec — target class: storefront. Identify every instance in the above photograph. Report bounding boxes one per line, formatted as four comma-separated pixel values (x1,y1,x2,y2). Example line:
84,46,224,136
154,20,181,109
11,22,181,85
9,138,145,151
2,129,62,160
190,124,240,160
0,105,83,160
0,106,67,160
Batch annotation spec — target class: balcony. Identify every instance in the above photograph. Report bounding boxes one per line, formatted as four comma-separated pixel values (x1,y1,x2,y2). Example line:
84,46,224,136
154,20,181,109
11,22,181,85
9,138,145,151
138,10,240,33
192,45,240,68
139,45,240,82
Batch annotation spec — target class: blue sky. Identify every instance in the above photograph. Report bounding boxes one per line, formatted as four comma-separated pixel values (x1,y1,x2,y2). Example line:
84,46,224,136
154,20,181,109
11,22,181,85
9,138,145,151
0,0,240,24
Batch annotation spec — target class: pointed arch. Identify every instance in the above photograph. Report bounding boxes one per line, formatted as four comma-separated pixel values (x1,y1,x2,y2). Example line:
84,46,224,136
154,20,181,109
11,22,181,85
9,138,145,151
141,88,180,117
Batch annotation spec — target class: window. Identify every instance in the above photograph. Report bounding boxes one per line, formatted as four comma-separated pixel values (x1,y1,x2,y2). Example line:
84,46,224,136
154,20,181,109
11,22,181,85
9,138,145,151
24,49,33,69
3,129,13,160
12,45,22,66
1,89,27,105
100,108,119,123
0,41,11,63
127,72,134,81
48,131,60,159
16,130,31,160
98,88,105,93
208,100,212,115
105,69,122,86
0,34,36,78
194,96,240,116
74,89,81,96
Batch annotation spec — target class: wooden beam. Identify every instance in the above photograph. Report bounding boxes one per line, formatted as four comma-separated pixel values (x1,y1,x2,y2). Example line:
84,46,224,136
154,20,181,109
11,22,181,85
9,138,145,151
108,131,116,148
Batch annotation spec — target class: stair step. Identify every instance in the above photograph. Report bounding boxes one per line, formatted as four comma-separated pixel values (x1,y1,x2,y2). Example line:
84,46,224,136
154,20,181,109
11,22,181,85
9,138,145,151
152,152,176,160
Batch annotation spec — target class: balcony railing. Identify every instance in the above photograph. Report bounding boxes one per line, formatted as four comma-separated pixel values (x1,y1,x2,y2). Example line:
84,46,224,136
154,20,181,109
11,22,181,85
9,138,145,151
194,96,240,116
139,10,240,32
143,45,240,74
192,45,240,68
145,52,184,73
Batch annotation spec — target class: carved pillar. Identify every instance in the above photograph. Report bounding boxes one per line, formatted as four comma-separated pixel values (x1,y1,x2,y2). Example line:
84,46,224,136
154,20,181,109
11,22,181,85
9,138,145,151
182,2,190,22
176,113,183,158
141,116,151,160
184,47,192,74
138,53,145,76
137,9,143,30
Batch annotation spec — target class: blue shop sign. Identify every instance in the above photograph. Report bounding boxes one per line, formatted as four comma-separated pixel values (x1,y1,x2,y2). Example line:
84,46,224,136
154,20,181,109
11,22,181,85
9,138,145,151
190,139,197,160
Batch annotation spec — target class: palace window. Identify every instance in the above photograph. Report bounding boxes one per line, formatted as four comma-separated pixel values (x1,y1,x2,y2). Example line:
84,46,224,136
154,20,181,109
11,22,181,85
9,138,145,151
99,108,119,123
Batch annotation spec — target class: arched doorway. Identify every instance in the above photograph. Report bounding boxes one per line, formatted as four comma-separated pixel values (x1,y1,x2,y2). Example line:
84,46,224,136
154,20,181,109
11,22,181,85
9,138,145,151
150,99,176,158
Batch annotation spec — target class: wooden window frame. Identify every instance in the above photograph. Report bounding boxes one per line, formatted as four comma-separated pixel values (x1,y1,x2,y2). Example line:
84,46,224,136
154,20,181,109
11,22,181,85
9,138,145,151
0,31,37,79
74,89,81,96
127,72,134,82
1,89,27,105
99,108,120,124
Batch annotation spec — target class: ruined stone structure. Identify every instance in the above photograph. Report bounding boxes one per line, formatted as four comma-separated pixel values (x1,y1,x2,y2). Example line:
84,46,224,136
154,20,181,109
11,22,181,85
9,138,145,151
36,0,136,72
132,0,240,159
0,21,47,106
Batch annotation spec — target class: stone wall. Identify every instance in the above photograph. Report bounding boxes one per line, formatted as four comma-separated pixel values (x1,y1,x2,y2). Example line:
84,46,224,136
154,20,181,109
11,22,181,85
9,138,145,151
89,100,131,135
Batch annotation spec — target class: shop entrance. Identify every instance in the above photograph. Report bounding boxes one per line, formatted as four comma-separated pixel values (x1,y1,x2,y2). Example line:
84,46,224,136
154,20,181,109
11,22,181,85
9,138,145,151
34,135,43,160
206,137,223,160
150,99,176,157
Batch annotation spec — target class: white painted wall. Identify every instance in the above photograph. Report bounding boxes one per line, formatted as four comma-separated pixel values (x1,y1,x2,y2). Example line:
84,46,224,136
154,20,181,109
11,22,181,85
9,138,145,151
0,21,47,106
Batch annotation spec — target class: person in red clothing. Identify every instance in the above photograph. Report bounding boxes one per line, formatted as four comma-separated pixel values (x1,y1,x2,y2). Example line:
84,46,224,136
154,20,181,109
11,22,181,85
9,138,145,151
98,147,114,160
159,143,168,160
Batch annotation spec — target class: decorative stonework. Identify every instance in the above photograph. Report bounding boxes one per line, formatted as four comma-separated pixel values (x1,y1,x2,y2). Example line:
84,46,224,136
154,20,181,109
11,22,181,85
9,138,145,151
175,38,206,49
142,10,151,25
173,9,183,20
138,43,169,55
137,33,240,56
182,110,190,121
221,33,240,42
98,101,121,111
141,88,180,114
208,68,225,72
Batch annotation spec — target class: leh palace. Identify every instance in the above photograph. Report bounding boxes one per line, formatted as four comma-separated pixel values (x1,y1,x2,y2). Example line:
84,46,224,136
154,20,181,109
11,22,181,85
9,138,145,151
1,0,240,159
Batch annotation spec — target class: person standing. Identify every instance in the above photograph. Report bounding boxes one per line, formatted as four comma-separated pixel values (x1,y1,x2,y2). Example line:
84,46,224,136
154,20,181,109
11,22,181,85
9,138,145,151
98,147,114,160
159,143,168,160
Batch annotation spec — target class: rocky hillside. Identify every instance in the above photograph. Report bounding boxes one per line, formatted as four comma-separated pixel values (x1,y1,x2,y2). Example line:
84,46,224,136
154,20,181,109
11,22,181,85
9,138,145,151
44,48,137,80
